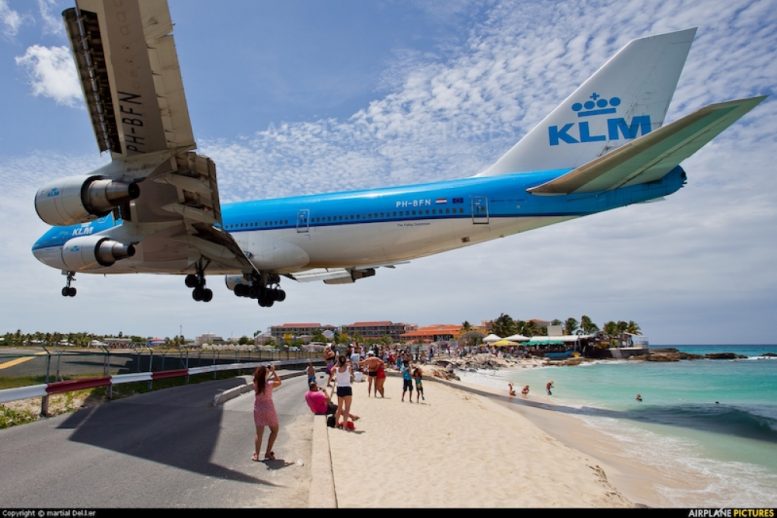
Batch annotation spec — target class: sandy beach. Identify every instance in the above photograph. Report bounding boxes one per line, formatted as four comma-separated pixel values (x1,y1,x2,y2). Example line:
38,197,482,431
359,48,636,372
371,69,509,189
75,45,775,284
325,375,632,508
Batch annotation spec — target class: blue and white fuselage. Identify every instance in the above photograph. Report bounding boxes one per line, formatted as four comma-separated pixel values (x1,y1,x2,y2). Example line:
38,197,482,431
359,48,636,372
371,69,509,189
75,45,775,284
33,166,686,274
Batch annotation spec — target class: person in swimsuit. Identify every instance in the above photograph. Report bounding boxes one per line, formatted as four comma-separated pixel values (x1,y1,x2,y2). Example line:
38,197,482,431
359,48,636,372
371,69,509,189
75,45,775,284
251,365,281,462
360,351,383,397
375,361,386,398
413,367,425,402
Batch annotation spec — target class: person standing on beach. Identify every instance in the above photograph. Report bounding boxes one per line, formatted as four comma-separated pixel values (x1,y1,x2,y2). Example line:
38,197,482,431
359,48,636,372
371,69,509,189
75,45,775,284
329,355,357,427
252,365,281,462
360,351,383,397
401,362,414,402
375,360,386,398
413,366,425,402
546,380,554,396
508,383,517,397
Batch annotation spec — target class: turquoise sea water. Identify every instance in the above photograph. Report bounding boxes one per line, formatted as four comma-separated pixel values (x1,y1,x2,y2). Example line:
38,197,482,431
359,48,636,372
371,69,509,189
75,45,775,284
461,345,777,506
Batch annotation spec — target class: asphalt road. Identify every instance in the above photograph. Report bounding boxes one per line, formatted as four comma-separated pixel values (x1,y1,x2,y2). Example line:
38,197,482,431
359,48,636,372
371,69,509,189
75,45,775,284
0,372,321,507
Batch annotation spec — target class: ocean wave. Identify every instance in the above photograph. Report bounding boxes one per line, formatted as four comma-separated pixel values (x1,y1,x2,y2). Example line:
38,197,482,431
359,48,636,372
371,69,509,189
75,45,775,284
629,403,777,442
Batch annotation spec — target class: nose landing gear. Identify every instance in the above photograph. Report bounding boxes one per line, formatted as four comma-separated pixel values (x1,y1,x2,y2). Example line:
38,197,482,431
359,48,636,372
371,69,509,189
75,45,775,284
61,271,76,297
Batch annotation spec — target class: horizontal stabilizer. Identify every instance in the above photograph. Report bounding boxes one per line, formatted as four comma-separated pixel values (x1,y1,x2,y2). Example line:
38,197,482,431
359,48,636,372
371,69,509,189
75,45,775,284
527,96,766,195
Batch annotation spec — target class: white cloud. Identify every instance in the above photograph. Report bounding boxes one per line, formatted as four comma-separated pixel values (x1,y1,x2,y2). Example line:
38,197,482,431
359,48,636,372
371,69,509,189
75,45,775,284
0,0,22,37
15,45,82,106
37,0,63,35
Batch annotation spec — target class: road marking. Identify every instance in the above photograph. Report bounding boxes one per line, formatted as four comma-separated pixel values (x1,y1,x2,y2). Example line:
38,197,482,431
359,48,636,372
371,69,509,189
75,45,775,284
0,352,46,370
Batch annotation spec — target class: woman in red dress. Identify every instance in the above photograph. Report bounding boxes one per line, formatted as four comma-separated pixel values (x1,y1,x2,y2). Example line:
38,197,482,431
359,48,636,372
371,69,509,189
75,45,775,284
252,365,281,461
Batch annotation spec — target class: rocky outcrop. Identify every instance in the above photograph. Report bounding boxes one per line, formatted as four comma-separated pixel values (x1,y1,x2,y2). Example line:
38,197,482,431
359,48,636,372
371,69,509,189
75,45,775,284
703,353,748,360
644,350,704,362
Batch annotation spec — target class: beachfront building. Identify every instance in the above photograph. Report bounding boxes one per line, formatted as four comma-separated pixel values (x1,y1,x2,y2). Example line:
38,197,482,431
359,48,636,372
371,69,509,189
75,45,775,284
401,324,461,343
269,323,337,341
341,321,416,342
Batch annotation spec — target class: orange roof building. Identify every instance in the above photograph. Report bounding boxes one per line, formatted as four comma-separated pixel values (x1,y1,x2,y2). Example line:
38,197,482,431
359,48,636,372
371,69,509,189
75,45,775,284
400,324,461,343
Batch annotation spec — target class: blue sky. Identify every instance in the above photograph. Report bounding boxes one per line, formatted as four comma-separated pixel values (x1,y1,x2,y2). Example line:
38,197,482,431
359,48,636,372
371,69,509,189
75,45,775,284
0,0,775,343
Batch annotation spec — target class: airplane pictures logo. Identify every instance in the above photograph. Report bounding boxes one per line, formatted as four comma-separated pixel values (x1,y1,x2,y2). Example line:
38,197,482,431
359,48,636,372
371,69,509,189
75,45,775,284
548,92,652,146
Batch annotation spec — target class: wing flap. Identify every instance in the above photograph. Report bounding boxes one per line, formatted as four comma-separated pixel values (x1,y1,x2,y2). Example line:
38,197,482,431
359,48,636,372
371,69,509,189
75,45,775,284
528,96,766,195
66,0,195,157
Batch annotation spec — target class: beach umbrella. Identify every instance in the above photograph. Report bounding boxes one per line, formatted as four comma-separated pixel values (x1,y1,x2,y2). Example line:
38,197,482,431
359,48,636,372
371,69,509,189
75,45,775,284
492,339,517,347
483,334,502,343
505,334,530,342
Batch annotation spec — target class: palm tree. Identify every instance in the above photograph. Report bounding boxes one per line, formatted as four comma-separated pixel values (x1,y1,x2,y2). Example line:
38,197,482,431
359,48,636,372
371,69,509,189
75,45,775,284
626,321,641,335
491,313,517,337
580,315,599,334
564,318,579,335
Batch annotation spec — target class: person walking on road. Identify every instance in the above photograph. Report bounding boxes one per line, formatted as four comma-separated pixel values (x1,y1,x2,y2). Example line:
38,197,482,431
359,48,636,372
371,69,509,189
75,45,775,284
252,365,281,461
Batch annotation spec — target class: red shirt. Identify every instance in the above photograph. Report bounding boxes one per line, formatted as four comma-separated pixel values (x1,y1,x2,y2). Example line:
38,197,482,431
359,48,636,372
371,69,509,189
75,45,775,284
305,390,328,415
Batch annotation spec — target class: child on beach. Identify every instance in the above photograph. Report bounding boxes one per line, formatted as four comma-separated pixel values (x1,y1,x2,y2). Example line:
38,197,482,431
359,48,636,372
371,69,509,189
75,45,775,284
413,367,425,402
546,380,554,396
401,363,413,402
521,385,530,396
508,383,516,397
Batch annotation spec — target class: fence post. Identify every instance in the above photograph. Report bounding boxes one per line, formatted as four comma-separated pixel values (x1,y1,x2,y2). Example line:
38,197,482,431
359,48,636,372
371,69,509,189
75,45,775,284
213,350,219,379
41,346,51,417
55,351,62,381
101,346,113,400
185,349,190,384
147,347,154,391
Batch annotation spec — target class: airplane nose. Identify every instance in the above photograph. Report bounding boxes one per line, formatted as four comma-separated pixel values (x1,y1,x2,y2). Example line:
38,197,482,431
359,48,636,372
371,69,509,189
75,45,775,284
32,238,67,270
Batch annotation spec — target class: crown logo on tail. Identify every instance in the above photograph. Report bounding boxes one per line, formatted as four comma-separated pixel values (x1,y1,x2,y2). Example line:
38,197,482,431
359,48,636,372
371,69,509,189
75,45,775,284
572,93,621,118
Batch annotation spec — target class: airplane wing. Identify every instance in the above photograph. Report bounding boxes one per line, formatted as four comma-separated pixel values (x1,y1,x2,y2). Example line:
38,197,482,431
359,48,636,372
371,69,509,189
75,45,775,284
527,96,766,195
64,0,256,275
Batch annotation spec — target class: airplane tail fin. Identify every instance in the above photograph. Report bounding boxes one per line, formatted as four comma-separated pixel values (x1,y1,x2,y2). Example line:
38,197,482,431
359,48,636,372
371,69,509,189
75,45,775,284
478,28,696,176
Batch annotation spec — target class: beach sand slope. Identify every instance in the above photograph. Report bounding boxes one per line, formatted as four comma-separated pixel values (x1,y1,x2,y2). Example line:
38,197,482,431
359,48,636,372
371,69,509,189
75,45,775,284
326,376,631,508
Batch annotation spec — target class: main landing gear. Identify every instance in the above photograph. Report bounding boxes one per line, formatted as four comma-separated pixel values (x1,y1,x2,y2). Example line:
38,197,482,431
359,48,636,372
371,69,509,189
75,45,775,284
185,259,213,302
231,272,286,308
61,271,76,297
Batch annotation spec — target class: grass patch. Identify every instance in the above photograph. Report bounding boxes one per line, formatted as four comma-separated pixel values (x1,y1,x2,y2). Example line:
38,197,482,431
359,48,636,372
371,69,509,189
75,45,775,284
0,368,252,429
0,376,50,390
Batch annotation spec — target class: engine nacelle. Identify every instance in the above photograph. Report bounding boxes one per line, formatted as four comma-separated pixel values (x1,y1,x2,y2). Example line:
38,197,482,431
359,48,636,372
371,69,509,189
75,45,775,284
35,175,140,226
61,235,135,271
224,275,257,297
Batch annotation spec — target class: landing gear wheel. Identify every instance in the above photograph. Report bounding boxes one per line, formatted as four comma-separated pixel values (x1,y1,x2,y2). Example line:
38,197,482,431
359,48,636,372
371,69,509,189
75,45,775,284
202,288,213,302
61,287,69,297
192,287,204,301
185,274,198,288
274,289,286,302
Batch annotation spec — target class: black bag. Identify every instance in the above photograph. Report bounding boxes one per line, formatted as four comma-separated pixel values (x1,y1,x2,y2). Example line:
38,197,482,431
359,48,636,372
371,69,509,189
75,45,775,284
326,415,336,428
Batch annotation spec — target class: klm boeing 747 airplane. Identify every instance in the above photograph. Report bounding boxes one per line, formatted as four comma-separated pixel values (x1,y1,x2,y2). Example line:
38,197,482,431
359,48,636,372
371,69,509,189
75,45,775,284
32,0,765,308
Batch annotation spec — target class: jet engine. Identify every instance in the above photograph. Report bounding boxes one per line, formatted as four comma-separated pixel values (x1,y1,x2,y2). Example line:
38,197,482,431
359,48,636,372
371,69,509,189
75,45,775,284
61,235,135,271
35,175,139,226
